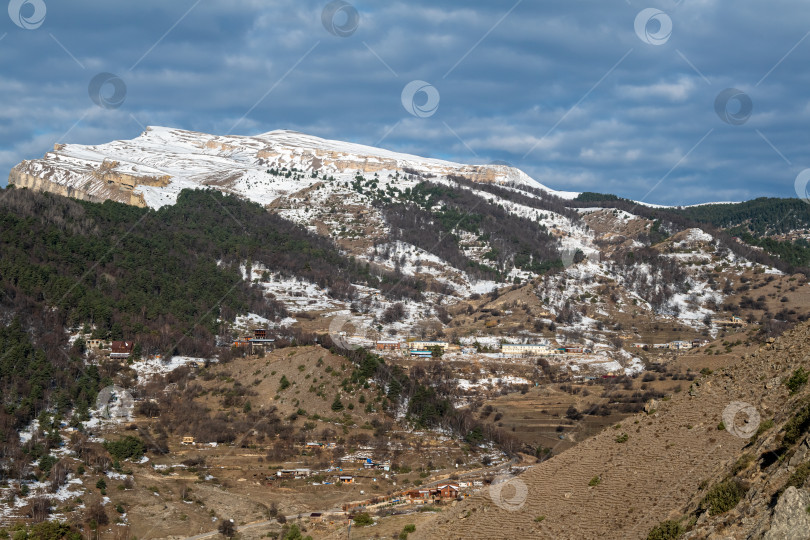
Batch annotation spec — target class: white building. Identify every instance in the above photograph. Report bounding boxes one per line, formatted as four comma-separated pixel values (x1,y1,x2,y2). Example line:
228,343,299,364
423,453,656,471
501,342,552,356
406,340,449,351
669,340,692,350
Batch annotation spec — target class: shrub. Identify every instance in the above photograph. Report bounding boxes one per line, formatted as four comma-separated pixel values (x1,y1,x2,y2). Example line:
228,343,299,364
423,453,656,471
784,403,810,446
615,433,629,443
647,520,684,540
103,436,145,461
783,461,810,492
403,524,416,533
589,476,601,487
786,368,809,395
279,375,291,391
699,480,746,516
731,454,754,476
352,512,373,527
753,418,774,440
24,521,79,540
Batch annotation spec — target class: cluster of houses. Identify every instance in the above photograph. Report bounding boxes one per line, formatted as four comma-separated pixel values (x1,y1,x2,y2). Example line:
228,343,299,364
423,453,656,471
339,452,391,471
403,483,460,502
375,335,722,357
342,482,466,512
376,339,591,358
631,339,710,351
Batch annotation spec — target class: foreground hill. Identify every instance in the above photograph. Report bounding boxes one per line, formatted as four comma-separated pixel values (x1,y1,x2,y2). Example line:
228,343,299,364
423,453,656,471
411,321,810,539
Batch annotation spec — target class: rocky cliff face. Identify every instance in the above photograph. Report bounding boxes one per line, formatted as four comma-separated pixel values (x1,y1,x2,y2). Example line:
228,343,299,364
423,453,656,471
9,142,173,208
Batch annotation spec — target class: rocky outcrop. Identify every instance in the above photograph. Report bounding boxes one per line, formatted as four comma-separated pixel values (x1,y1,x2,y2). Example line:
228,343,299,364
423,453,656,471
763,487,810,540
9,167,102,203
8,155,170,208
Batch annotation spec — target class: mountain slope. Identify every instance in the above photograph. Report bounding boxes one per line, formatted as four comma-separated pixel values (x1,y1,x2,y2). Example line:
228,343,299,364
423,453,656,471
8,128,807,366
412,320,810,540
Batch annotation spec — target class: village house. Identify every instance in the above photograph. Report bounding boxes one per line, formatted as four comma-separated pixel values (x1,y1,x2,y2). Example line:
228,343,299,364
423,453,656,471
436,484,460,499
404,489,433,502
110,341,134,359
253,328,267,339
712,315,746,327
181,436,195,445
338,476,355,484
233,336,275,352
277,469,312,479
361,458,391,471
668,340,692,350
85,338,105,350
501,342,552,356
248,337,275,347
404,484,460,502
407,340,449,351
375,340,400,351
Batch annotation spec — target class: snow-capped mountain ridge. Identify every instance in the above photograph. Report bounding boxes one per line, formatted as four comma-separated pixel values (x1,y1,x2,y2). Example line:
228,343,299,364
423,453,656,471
9,126,578,209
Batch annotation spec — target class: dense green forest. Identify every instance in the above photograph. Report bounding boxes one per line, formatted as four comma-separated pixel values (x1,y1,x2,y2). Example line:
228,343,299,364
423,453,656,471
0,186,433,467
570,192,810,272
675,198,810,236
0,187,426,353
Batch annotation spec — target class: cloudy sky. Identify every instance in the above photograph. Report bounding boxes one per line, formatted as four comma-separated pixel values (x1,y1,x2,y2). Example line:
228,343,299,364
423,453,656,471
1,0,808,205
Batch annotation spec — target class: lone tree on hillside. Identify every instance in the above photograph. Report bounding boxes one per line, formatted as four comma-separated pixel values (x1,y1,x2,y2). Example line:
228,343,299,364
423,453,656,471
218,518,236,537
